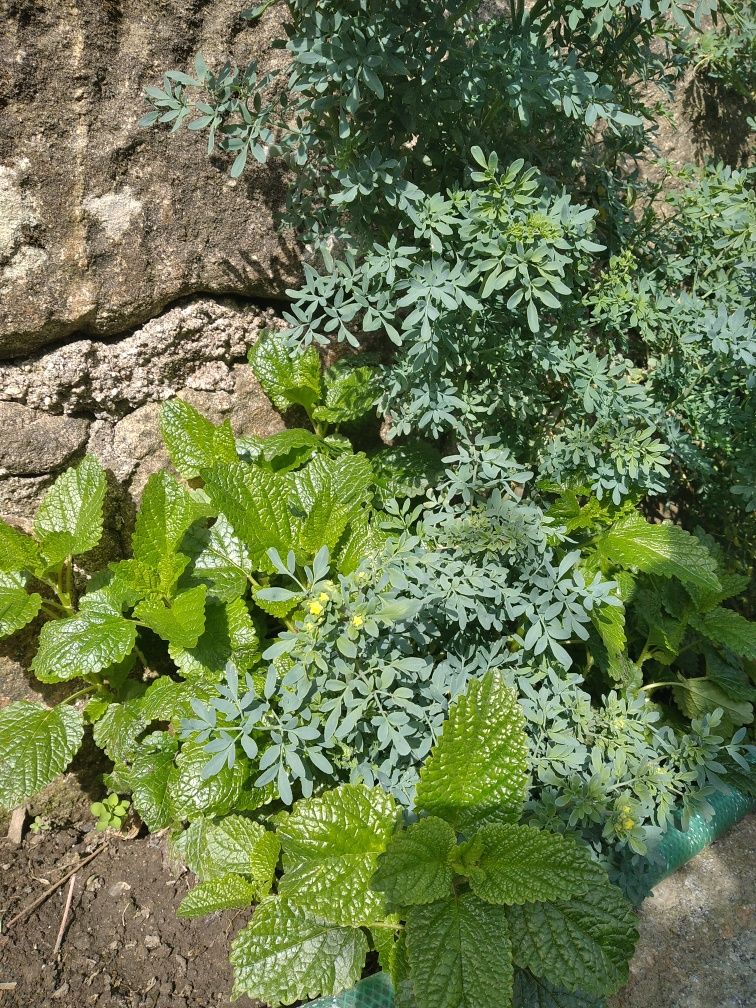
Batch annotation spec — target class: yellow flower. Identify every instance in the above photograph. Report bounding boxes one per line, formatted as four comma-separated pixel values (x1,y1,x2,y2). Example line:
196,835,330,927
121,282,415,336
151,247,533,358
622,818,635,831
308,601,324,617
319,591,330,603
351,614,364,629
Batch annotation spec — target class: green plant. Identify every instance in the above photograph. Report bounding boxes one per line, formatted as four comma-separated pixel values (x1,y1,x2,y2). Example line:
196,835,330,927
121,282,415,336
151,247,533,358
145,2,754,555
0,1,753,1004
29,815,51,834
677,1,756,98
0,338,382,816
172,671,638,1008
90,793,131,832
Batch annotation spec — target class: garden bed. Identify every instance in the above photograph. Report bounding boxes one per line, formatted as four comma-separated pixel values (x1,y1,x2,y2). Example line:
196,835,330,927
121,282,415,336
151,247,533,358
1,799,752,1008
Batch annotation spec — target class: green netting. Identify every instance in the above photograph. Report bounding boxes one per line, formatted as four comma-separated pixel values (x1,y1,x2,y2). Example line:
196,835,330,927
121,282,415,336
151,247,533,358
309,971,393,1008
307,788,753,1008
646,785,754,885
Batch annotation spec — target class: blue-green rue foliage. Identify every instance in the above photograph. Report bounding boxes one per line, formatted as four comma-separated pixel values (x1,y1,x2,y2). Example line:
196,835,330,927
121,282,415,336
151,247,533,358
0,2,754,1006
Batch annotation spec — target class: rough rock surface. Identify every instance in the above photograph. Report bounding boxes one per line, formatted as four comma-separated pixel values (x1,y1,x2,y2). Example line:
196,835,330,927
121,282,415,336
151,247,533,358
0,296,284,518
0,0,297,358
611,814,755,1008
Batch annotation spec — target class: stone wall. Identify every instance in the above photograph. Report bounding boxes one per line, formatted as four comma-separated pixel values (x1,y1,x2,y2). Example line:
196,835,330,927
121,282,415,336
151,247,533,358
0,0,295,530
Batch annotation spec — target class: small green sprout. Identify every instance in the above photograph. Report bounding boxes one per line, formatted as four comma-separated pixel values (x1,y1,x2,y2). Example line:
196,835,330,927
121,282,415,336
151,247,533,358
90,793,130,832
29,815,51,834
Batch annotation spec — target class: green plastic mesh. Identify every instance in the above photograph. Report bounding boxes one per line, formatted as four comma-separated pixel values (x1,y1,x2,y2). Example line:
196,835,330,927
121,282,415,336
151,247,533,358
309,971,393,1008
307,788,753,1008
647,785,753,884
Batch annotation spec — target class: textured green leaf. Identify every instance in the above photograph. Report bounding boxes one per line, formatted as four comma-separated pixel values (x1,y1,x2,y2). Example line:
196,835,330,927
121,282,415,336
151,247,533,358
226,597,261,667
0,702,84,809
177,873,257,917
186,516,254,602
415,671,528,833
372,924,405,989
135,585,207,649
160,398,237,478
132,472,205,567
248,329,322,413
506,875,638,996
705,653,756,703
693,571,751,613
278,783,398,926
240,428,322,472
139,676,213,723
32,610,137,683
372,442,445,499
598,514,720,595
129,735,178,831
591,603,626,664
372,816,455,907
692,607,756,660
186,814,279,883
293,453,373,553
201,462,295,569
230,896,368,1005
405,892,513,1008
177,816,280,896
0,520,40,573
0,571,42,638
92,699,148,763
512,970,602,1008
466,824,597,905
312,361,377,424
33,456,106,566
672,677,753,726
172,816,214,875
170,598,258,680
168,740,246,819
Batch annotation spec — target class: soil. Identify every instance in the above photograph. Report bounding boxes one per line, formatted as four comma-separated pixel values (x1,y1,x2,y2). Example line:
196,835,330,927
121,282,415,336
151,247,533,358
0,816,260,1008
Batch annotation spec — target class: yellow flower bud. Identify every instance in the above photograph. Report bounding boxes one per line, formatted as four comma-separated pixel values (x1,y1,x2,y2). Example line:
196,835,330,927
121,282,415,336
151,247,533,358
623,818,635,831
319,591,330,603
351,614,364,629
308,601,324,617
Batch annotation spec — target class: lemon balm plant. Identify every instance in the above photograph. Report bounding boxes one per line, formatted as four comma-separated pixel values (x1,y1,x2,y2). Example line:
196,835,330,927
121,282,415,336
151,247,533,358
0,2,754,1007
0,331,752,1008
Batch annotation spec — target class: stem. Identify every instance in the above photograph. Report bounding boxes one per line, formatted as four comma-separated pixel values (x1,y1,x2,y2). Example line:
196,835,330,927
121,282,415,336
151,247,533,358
639,680,681,694
62,684,97,706
38,575,75,616
42,602,67,619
